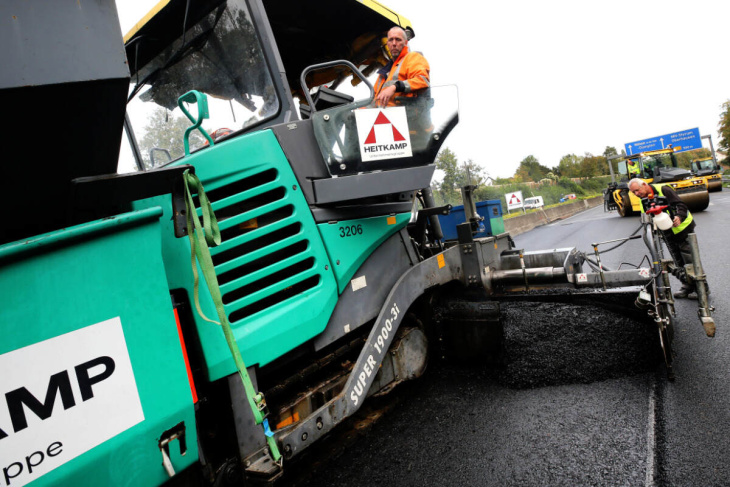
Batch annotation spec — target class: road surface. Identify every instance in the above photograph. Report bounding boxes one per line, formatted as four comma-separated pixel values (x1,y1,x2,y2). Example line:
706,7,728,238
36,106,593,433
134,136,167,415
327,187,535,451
295,192,730,486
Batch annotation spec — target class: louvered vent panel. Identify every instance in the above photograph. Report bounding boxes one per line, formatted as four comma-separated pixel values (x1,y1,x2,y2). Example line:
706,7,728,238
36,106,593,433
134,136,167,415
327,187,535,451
202,168,320,323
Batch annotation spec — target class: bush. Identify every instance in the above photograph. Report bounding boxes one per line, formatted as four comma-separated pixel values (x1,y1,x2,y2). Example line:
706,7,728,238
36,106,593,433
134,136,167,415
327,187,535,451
557,177,582,194
470,176,612,214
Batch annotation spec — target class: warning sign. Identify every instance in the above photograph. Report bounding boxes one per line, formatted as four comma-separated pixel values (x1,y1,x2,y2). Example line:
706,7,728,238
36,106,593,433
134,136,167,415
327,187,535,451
354,107,412,162
505,191,524,211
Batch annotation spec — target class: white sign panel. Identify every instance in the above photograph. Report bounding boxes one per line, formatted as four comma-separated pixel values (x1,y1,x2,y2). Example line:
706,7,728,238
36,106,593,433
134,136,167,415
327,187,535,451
505,191,524,210
354,107,413,162
0,317,144,487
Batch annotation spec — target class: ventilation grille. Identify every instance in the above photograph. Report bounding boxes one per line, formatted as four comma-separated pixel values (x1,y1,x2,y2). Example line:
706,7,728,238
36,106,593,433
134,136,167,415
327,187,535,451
202,168,320,323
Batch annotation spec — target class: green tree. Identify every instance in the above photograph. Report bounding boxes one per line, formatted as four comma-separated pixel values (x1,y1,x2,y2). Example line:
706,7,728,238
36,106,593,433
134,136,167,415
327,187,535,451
461,159,487,187
433,147,461,205
603,146,618,158
675,148,711,169
579,153,607,178
432,148,488,205
555,154,583,178
514,155,550,182
139,107,205,168
718,100,730,153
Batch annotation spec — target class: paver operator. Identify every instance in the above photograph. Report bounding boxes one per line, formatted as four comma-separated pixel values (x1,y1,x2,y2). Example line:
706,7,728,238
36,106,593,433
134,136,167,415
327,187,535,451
373,26,430,108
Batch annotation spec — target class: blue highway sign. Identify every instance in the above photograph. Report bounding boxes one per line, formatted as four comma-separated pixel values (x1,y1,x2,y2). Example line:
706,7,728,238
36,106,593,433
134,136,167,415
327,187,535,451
625,127,701,155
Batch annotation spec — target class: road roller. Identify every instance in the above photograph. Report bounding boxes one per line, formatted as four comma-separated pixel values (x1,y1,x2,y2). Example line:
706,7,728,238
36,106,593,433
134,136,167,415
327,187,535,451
604,148,710,217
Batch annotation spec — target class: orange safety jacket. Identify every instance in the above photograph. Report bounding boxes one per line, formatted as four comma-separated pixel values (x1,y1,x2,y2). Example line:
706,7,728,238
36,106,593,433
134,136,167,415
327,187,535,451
373,46,430,106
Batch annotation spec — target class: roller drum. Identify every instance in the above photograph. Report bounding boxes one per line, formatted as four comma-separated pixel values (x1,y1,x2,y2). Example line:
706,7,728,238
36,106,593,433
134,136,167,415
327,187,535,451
679,190,709,213
708,179,723,193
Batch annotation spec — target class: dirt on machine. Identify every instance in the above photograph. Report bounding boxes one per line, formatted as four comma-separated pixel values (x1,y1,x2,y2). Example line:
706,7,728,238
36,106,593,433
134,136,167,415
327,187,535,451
604,148,710,217
0,1,718,486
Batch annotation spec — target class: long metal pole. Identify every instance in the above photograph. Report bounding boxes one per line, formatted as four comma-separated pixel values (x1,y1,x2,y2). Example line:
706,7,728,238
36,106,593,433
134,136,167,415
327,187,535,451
688,233,715,337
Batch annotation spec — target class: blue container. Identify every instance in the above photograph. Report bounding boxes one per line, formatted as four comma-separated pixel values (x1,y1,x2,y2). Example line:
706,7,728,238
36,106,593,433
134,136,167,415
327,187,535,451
438,199,504,240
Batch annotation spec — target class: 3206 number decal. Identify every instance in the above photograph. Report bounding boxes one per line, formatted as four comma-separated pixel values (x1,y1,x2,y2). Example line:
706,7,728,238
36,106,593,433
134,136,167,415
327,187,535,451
339,224,363,237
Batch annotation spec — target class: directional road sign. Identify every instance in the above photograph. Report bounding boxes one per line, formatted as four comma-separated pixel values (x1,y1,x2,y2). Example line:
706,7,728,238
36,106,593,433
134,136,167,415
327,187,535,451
625,127,701,155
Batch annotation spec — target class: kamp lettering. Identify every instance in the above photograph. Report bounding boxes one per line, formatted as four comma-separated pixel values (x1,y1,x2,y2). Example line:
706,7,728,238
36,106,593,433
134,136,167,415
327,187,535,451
0,356,115,439
363,142,408,153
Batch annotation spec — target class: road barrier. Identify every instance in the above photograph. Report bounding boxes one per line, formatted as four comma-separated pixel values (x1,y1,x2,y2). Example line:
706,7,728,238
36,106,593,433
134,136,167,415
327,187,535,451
504,196,604,236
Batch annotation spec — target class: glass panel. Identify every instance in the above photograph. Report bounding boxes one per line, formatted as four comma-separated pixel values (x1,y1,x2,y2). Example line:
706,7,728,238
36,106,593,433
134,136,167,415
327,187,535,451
311,85,459,176
697,159,714,170
117,125,139,174
640,153,671,178
123,0,279,171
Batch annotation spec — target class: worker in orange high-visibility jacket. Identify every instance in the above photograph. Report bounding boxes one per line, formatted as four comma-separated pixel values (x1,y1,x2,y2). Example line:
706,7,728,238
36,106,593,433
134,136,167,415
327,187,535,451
373,26,430,108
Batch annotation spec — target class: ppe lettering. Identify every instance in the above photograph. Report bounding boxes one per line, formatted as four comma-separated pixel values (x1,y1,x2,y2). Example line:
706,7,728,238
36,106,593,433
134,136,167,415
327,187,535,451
2,441,63,486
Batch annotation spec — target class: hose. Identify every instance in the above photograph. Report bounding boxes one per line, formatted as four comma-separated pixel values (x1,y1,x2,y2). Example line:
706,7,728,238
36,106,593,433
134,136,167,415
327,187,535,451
597,222,644,253
577,222,644,271
640,222,663,280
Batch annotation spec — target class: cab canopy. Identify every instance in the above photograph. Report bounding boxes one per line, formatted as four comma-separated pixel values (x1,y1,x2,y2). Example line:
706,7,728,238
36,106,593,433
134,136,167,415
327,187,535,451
124,0,414,102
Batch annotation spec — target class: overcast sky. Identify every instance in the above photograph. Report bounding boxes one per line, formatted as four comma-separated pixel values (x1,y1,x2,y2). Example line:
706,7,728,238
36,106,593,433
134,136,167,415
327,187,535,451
116,0,730,178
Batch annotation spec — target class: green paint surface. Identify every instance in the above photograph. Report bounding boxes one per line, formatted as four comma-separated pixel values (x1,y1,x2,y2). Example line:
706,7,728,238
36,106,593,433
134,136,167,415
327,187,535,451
317,213,411,293
0,208,197,486
135,130,338,380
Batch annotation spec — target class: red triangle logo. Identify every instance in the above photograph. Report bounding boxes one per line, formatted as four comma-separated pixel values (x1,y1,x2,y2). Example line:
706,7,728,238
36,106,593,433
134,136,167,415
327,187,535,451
364,126,377,144
392,125,405,141
374,111,391,125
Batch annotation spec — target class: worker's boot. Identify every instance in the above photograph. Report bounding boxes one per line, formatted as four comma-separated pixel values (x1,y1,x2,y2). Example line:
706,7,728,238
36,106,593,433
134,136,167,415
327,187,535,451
687,282,710,301
673,284,694,299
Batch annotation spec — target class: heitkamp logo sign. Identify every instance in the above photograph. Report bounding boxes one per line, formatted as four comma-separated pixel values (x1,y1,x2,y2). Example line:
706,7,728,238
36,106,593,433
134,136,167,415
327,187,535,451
0,317,144,487
354,107,413,162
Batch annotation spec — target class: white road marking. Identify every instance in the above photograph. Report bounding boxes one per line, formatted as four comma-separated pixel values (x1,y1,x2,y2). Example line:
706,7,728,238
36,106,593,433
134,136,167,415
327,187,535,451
645,378,657,487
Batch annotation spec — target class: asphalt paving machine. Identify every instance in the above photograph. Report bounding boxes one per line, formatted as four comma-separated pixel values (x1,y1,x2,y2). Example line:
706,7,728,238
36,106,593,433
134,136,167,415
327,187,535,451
604,148,710,217
0,1,715,485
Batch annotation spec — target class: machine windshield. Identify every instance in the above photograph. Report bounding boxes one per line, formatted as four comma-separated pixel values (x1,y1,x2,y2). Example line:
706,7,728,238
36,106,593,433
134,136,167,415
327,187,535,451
694,158,714,171
639,153,672,177
122,0,279,171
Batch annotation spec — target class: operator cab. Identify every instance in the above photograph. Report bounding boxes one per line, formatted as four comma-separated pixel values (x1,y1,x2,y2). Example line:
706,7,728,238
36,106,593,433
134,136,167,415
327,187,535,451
121,0,457,178
692,156,718,176
117,0,459,235
619,149,691,183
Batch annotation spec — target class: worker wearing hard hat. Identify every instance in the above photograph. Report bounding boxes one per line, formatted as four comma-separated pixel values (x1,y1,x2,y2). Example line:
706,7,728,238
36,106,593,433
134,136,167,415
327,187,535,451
373,26,430,108
629,179,712,334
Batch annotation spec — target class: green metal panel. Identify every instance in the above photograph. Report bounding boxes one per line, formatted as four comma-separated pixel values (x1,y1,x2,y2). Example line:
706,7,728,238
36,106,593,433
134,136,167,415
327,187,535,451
316,213,411,293
0,208,197,486
490,217,505,235
134,130,339,380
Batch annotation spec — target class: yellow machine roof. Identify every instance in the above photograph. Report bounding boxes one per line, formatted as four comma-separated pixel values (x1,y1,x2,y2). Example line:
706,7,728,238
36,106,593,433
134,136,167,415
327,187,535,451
124,0,413,97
